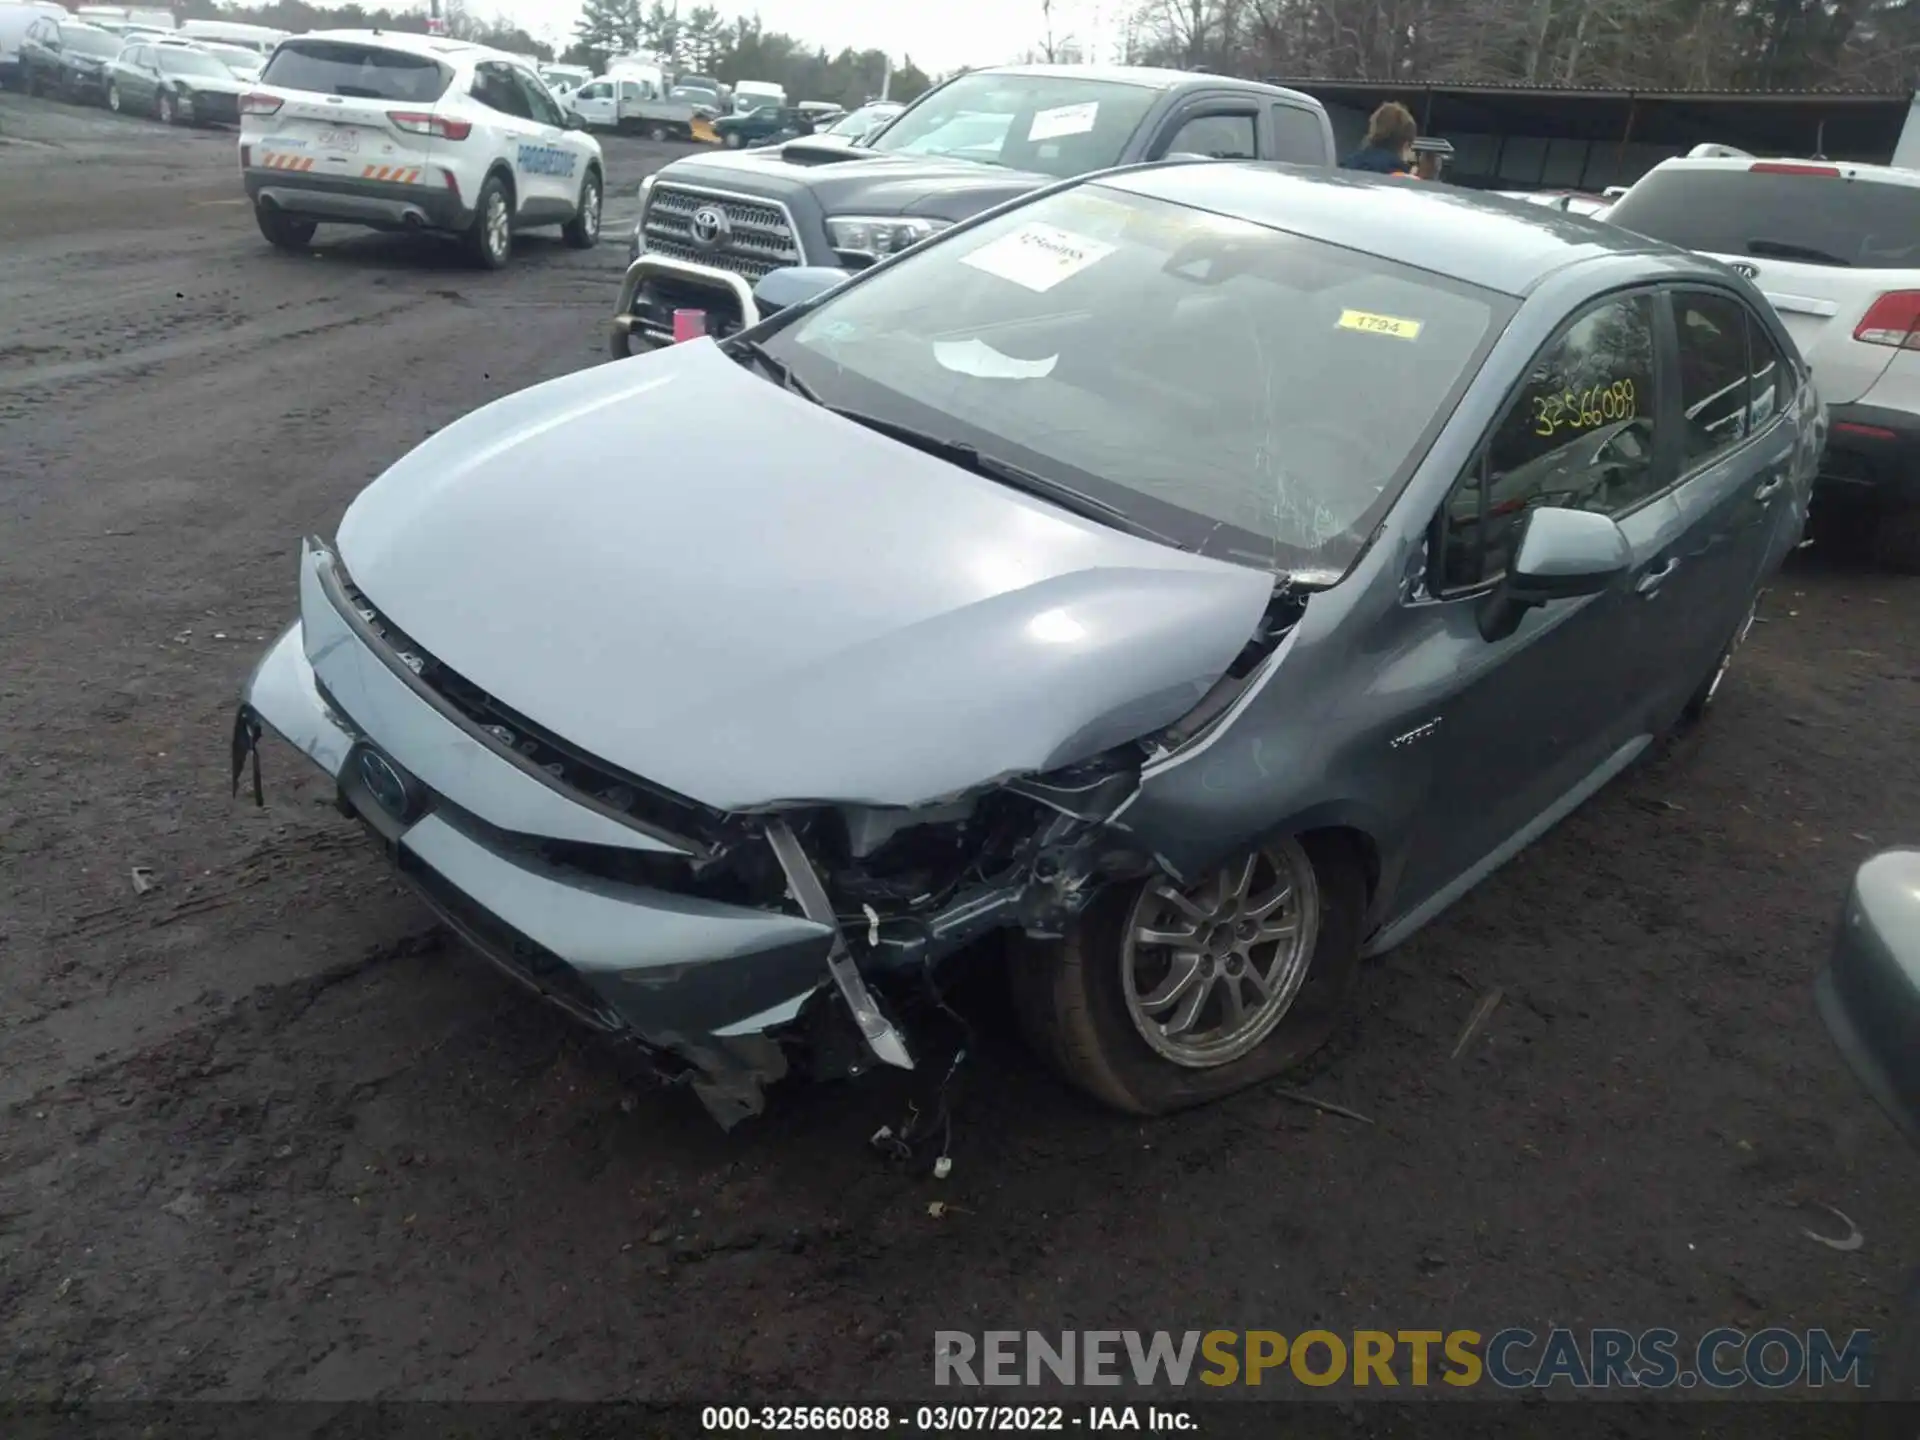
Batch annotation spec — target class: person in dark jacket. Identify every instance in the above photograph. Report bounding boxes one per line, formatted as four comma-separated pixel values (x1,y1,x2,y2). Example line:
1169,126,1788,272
1341,102,1418,176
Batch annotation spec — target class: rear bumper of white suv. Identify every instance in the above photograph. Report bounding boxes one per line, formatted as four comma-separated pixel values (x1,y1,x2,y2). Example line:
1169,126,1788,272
1822,401,1920,510
244,168,475,234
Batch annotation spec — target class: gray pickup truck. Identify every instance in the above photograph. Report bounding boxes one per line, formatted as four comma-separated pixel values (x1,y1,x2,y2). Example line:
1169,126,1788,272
609,63,1337,356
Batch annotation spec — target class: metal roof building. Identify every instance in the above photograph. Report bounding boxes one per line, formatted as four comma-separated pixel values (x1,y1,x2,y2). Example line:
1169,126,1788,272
1269,77,1920,191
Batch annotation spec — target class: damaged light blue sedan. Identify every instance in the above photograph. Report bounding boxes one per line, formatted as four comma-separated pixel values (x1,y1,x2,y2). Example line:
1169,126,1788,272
233,161,1822,1127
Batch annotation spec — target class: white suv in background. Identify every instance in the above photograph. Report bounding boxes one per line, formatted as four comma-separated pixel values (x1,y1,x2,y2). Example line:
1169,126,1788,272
239,30,604,269
1605,155,1920,568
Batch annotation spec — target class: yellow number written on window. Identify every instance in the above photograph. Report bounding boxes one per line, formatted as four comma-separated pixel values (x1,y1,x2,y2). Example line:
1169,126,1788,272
1532,378,1638,438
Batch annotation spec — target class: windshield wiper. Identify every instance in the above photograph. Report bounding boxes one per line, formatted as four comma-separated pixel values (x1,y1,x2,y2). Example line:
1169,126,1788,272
827,408,1181,546
1745,237,1853,267
726,337,821,402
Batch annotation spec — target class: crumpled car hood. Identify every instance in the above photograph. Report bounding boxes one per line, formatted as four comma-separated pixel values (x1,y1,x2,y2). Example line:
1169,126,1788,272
335,340,1273,811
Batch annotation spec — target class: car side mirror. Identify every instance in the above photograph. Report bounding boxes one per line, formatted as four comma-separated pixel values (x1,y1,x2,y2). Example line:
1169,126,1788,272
1478,504,1629,641
751,265,852,318
1819,850,1920,1145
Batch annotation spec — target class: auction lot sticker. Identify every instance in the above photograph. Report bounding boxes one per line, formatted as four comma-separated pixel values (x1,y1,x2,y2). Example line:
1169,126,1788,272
960,223,1118,293
1028,101,1099,141
1337,308,1424,340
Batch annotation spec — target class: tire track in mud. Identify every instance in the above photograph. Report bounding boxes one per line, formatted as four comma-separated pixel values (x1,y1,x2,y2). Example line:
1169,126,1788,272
0,293,438,395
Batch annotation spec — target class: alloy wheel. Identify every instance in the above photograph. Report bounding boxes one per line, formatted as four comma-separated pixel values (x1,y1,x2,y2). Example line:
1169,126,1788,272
582,179,601,239
485,192,509,261
1121,839,1321,1068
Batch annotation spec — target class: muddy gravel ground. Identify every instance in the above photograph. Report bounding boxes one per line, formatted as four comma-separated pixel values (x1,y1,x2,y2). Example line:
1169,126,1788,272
3,90,1920,1414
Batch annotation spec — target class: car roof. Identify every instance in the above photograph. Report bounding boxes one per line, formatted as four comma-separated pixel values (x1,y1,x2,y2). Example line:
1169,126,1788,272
286,28,520,66
1635,154,1920,189
1095,162,1690,297
975,63,1322,108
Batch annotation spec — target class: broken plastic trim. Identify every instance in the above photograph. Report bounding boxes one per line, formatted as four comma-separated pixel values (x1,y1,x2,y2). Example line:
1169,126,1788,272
764,816,914,1071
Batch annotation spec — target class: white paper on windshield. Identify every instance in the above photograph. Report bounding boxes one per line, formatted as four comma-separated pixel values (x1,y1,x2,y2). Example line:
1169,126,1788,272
1028,102,1098,141
959,223,1117,293
933,338,1058,379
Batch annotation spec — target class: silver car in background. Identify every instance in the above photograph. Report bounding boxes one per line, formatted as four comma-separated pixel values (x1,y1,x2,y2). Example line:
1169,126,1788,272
234,166,1823,1126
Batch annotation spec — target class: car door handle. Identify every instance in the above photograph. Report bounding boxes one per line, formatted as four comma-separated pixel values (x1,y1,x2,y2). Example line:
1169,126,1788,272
1754,473,1789,502
1636,558,1681,595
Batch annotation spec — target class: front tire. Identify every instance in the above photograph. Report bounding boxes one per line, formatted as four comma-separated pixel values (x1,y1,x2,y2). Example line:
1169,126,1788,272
255,206,316,251
1011,833,1365,1115
646,122,668,142
462,174,512,270
722,130,743,148
562,170,601,249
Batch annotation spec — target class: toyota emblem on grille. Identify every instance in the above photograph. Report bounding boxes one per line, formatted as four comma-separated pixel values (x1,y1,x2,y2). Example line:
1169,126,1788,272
356,746,414,822
1731,262,1760,279
689,204,731,251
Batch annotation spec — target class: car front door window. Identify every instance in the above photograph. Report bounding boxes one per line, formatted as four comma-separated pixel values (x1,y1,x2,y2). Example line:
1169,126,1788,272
1437,293,1664,592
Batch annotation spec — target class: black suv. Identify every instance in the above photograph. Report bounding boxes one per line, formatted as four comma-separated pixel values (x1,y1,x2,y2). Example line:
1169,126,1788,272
611,64,1336,355
20,18,123,105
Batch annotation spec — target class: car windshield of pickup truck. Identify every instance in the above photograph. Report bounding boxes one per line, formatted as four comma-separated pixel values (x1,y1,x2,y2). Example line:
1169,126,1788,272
757,180,1505,577
866,72,1159,178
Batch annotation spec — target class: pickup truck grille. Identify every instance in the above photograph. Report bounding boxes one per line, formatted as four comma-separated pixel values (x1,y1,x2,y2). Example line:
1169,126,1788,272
641,183,803,280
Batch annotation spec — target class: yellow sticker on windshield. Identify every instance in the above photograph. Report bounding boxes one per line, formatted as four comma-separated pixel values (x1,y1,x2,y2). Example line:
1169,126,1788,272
1338,309,1424,340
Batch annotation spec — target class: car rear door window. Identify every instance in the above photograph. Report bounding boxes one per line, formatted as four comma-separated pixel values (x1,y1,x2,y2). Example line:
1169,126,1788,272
1270,104,1325,164
1673,291,1752,466
1747,321,1791,431
472,61,532,119
1439,293,1664,592
260,41,452,103
514,68,565,127
1159,111,1258,159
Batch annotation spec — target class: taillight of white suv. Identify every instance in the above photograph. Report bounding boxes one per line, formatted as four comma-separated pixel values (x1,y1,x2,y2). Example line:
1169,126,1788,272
1854,292,1920,350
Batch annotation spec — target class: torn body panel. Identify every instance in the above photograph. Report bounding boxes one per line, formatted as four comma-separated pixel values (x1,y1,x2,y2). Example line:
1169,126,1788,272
238,537,1248,1124
240,548,848,1126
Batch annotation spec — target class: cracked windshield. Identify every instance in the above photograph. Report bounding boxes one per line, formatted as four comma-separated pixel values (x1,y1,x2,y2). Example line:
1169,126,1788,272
771,182,1504,576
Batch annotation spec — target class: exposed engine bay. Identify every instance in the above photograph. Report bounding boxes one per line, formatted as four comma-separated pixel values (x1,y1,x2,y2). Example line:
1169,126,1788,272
533,580,1312,1116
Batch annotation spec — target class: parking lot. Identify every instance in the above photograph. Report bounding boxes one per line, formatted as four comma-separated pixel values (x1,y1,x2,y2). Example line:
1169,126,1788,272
3,87,1920,1404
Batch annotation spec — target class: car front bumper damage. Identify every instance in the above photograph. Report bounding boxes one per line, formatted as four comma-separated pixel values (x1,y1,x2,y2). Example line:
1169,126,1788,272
233,538,913,1126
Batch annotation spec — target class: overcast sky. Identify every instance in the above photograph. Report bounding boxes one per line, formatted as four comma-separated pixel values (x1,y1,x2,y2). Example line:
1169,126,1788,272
472,0,1113,73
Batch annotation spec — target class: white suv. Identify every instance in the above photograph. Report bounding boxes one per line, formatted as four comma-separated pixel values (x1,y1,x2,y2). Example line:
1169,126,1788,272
238,30,604,269
1605,155,1920,568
